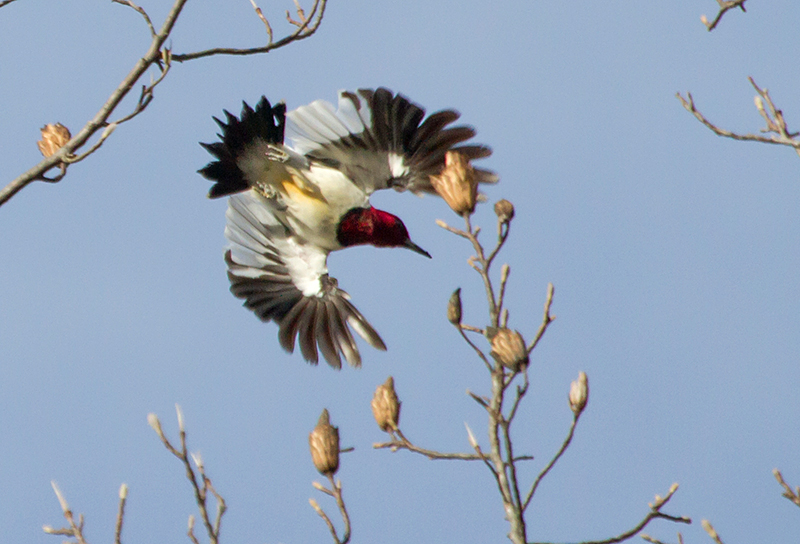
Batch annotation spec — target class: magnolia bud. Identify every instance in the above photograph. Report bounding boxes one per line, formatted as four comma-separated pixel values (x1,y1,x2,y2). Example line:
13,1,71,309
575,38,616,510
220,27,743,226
569,371,589,415
371,376,401,432
429,151,478,215
37,123,71,158
309,409,339,476
490,328,529,371
447,288,462,326
494,199,515,224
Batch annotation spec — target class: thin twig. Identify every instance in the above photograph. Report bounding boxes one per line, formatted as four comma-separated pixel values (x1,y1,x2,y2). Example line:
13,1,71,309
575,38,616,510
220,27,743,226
701,0,747,31
701,520,725,544
505,370,529,423
677,79,800,158
773,469,800,507
249,0,274,44
0,0,189,207
527,283,556,355
530,484,690,544
458,326,493,372
171,0,327,62
43,482,89,544
114,484,128,544
523,413,579,511
373,428,485,461
309,474,351,544
1,0,327,207
113,0,157,38
148,406,226,544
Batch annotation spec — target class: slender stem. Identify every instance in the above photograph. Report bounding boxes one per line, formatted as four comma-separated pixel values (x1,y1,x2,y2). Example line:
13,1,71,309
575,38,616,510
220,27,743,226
0,0,189,207
523,415,579,512
171,0,327,62
373,429,485,461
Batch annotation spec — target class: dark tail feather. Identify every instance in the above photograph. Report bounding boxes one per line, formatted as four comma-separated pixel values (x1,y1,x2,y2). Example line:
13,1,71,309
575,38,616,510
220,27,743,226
198,96,286,198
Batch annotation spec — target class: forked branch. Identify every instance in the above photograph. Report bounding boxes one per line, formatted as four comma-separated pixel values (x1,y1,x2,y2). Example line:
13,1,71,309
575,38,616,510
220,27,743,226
0,0,328,208
677,78,800,159
700,0,747,31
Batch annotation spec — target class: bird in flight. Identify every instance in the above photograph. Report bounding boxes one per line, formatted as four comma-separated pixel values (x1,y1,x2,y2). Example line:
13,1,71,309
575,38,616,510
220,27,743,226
199,88,495,368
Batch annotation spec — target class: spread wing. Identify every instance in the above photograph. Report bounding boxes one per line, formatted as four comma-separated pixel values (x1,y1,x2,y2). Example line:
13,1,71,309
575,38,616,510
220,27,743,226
286,87,497,195
225,191,387,368
199,96,287,199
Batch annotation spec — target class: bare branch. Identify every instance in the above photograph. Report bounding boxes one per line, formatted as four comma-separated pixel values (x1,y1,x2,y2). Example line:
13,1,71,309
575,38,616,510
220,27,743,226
677,78,800,159
373,428,486,461
701,0,747,32
310,474,351,544
458,325,493,372
171,0,327,62
148,407,226,544
249,0,274,44
640,535,684,544
43,482,89,544
0,0,188,207
113,0,157,38
114,484,129,544
773,468,800,508
530,484,690,544
701,520,725,544
527,283,556,355
523,414,579,511
1,0,327,208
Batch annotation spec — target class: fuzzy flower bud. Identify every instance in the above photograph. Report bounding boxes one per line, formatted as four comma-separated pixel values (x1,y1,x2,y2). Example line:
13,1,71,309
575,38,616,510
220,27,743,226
569,371,589,415
494,199,515,224
37,123,71,158
309,409,339,476
490,328,529,371
429,151,478,215
371,376,401,432
447,288,462,326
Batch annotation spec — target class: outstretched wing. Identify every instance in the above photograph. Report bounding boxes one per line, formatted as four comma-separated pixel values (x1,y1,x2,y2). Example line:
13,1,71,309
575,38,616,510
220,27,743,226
286,87,497,195
225,191,386,368
199,96,287,199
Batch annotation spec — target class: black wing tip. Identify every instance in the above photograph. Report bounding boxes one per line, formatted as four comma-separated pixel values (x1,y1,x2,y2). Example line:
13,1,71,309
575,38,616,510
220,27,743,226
353,87,493,184
198,95,287,197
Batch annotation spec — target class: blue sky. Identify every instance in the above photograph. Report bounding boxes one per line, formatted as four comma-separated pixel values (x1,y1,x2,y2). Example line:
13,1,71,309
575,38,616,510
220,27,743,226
1,1,799,543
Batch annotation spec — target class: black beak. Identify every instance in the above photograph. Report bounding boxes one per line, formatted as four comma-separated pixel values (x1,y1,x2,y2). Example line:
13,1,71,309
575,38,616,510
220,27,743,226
403,239,432,259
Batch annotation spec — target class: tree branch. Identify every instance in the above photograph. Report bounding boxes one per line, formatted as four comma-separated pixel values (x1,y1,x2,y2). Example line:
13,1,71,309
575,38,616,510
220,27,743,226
0,0,328,208
148,406,227,544
522,414,579,512
373,428,486,461
677,78,800,159
0,0,188,207
171,0,327,62
773,468,800,508
310,474,352,544
529,484,690,544
701,0,747,32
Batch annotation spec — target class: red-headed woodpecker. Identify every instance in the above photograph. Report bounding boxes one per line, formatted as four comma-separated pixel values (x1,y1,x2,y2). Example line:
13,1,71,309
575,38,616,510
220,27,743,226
199,88,496,368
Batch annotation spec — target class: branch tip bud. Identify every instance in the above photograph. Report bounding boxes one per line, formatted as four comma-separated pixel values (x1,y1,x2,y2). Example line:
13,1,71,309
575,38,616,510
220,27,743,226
447,288,463,326
569,371,589,415
464,422,479,449
494,199,515,224
309,409,340,476
147,412,160,429
175,404,185,432
371,377,401,432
